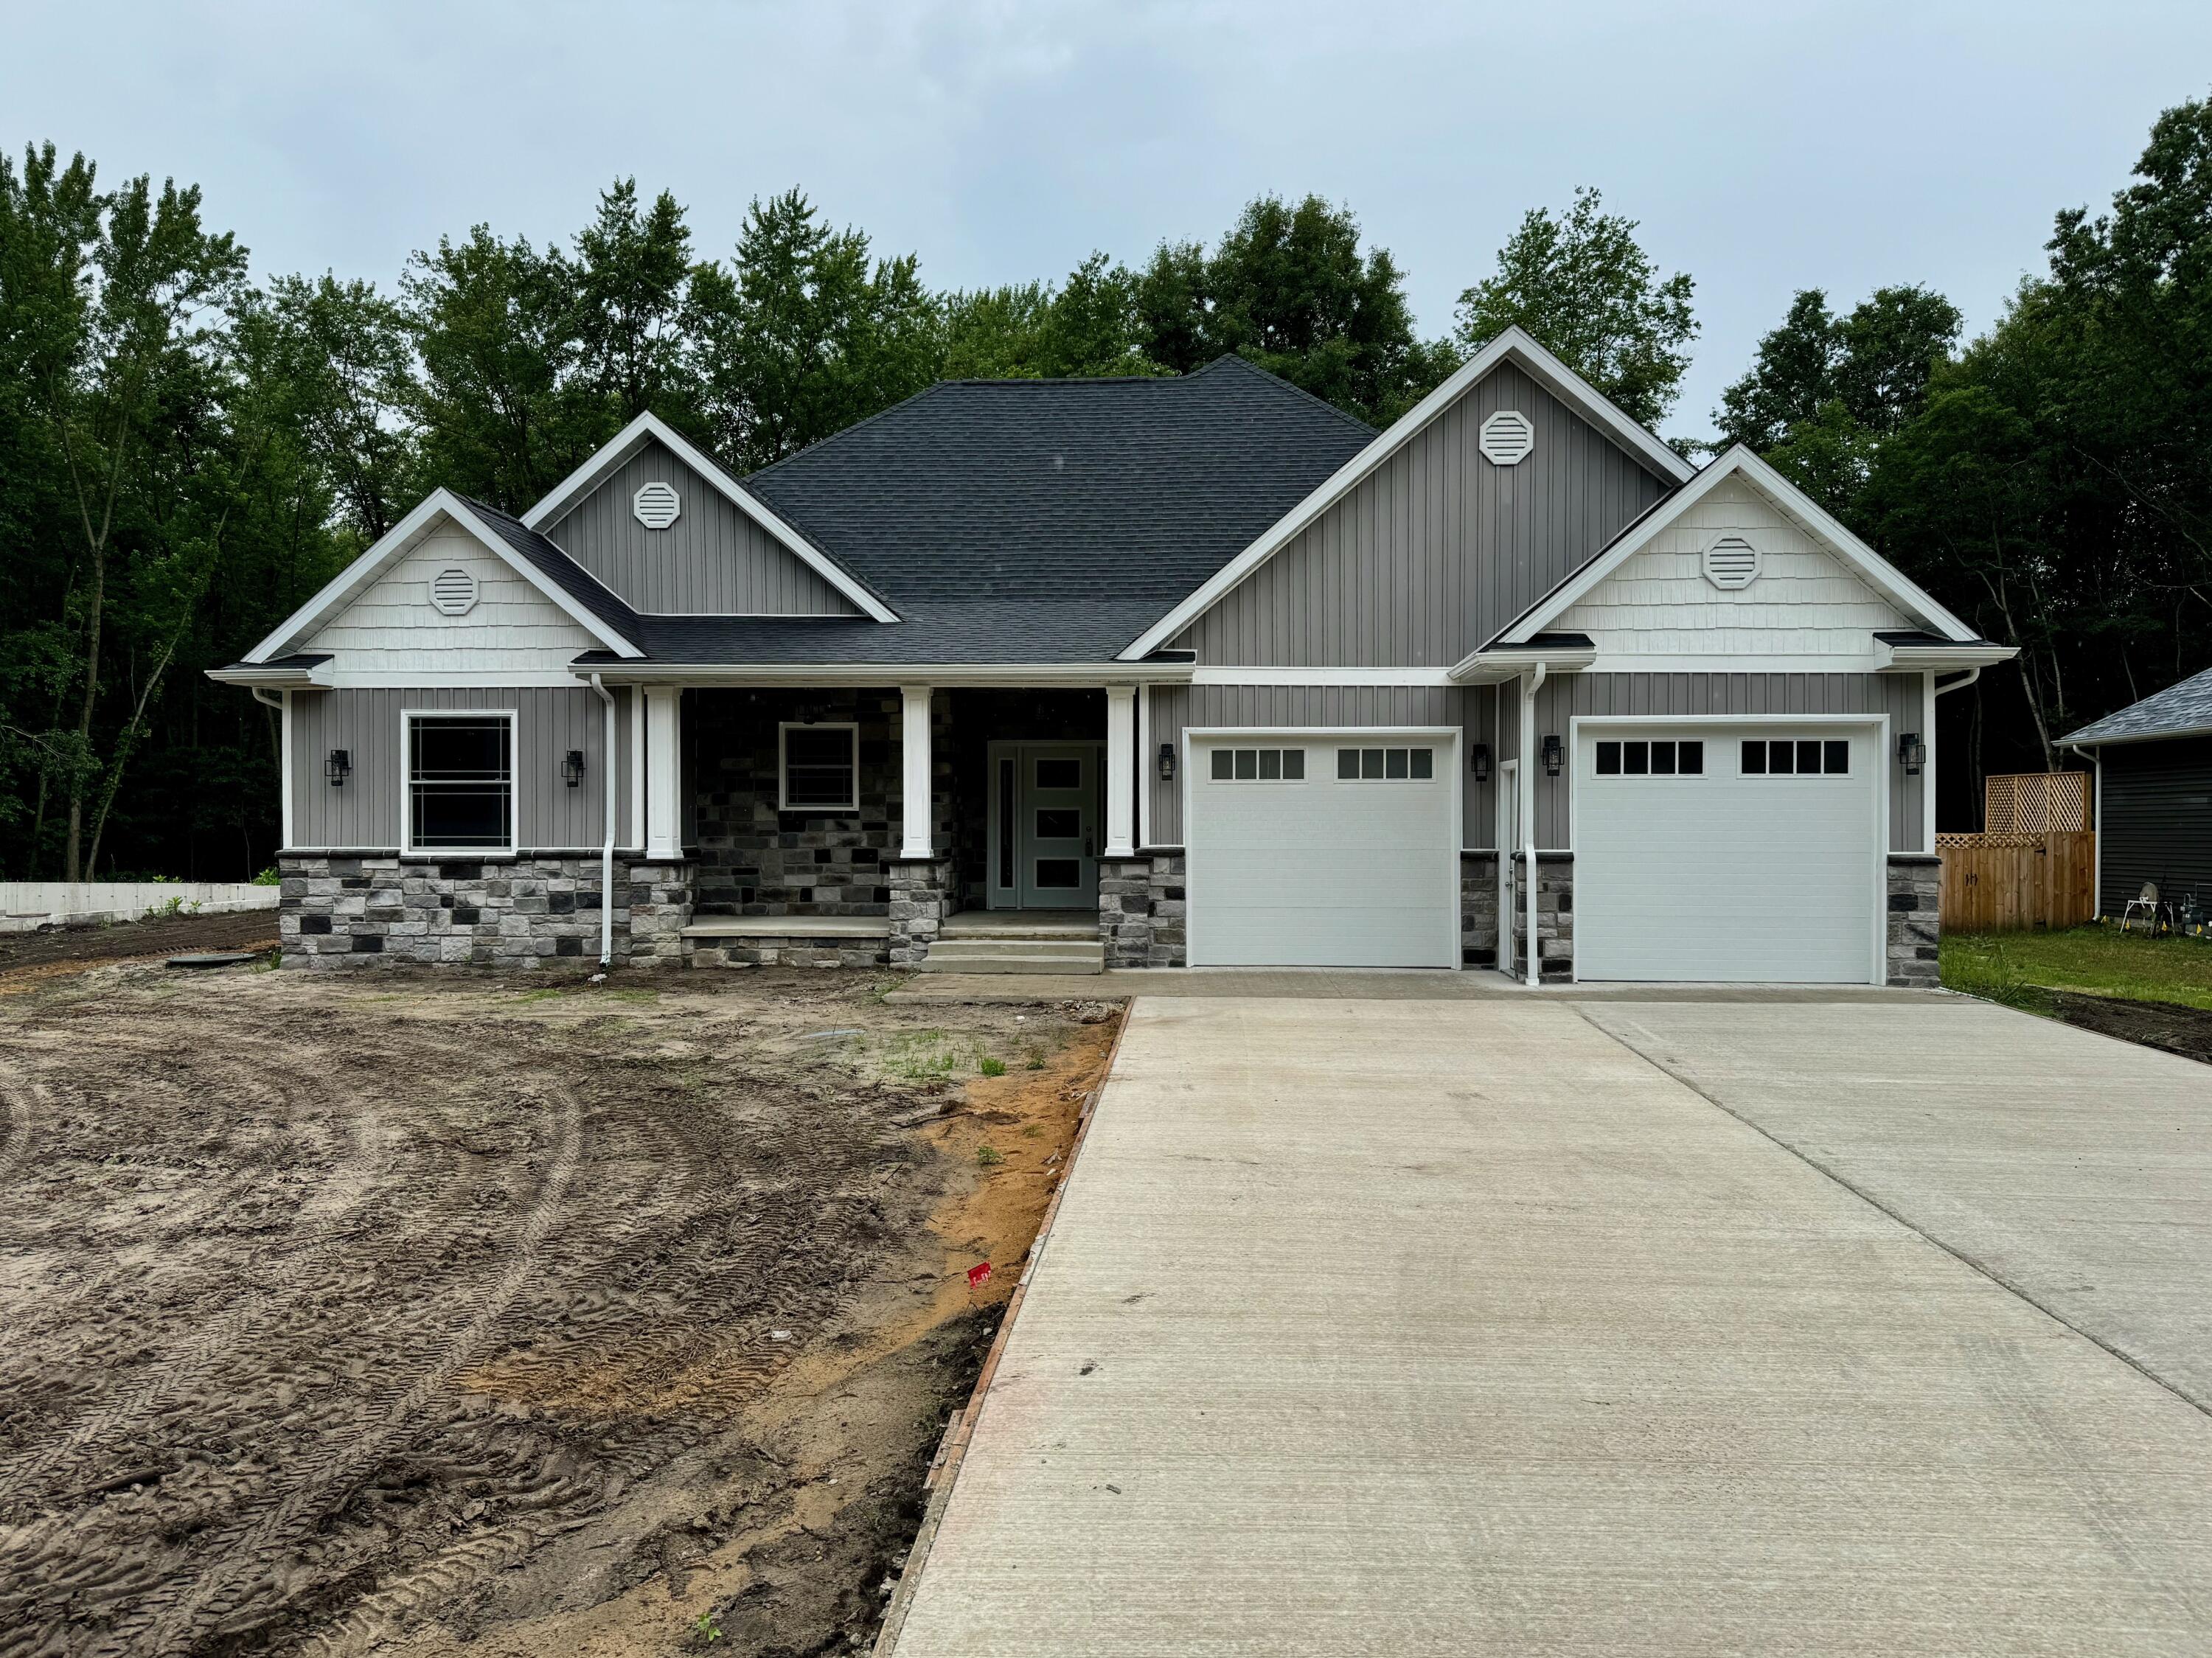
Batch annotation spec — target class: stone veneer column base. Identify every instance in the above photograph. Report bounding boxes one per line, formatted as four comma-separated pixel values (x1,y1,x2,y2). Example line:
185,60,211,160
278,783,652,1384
887,856,959,966
276,855,693,969
1099,854,1186,968
1887,853,1941,988
1461,851,1500,968
1509,851,1574,980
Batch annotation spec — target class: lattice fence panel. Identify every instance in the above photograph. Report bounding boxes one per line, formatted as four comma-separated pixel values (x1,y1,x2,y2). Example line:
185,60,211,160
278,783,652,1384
1983,771,2090,835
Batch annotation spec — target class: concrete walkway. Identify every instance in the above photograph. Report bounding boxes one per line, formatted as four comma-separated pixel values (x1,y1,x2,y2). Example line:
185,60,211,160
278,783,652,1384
887,996,2212,1657
885,967,1927,1004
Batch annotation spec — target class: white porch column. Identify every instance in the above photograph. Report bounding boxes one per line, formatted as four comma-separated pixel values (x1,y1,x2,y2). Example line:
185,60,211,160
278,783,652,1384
900,685,935,858
1105,684,1137,858
644,686,683,860
1520,669,1542,988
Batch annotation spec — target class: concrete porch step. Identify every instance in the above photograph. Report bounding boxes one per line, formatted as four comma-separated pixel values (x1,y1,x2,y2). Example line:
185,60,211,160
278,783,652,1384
915,937,1105,975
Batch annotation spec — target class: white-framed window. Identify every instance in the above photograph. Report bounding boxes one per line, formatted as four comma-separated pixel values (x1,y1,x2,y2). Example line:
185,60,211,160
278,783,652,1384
1595,739,1705,777
1208,746,1307,782
403,710,516,854
1335,745,1434,781
779,722,859,811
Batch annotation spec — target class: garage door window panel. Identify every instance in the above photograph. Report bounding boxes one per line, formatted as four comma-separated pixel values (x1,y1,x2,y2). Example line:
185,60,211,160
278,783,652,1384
1337,746,1433,781
1211,747,1305,782
1742,739,1849,777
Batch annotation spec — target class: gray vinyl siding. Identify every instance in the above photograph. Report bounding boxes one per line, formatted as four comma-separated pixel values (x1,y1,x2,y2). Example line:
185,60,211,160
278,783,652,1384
1171,363,1670,666
546,439,860,616
1146,683,1499,848
2097,737,2212,916
1529,672,1924,852
288,686,636,852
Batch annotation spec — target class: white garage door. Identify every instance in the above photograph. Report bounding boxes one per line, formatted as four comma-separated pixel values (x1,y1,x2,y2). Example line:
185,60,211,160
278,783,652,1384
1188,734,1457,968
1575,724,1881,983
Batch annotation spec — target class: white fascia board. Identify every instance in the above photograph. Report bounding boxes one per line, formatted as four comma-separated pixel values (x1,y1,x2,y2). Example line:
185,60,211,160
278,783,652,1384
518,411,899,624
204,662,327,688
1189,666,1455,687
1448,647,1597,685
1496,448,1980,647
243,490,643,663
578,661,1194,689
1119,325,1696,661
1875,641,2020,672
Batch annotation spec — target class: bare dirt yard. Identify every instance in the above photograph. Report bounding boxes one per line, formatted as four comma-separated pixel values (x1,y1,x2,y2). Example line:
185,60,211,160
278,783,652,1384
0,953,1119,1658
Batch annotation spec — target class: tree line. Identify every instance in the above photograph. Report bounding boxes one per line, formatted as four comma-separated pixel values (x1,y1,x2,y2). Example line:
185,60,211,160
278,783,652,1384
4,91,2208,878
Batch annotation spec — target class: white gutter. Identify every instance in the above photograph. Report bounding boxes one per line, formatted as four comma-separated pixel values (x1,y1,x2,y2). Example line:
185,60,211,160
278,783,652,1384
578,661,1194,688
588,673,618,967
1934,666,1981,697
1523,662,1546,989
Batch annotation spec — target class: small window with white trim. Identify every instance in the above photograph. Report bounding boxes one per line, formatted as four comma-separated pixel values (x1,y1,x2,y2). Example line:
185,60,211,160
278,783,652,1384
1209,747,1307,781
406,713,514,852
1594,739,1703,777
1741,739,1849,776
1335,746,1435,781
780,722,859,811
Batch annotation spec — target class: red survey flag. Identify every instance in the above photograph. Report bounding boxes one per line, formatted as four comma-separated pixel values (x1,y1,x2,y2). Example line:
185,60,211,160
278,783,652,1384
967,1261,992,1289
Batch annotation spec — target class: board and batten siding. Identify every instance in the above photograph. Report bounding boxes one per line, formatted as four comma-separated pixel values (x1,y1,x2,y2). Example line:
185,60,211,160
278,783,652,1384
1170,363,1670,667
2096,736,2212,916
1554,476,1910,665
1145,683,1500,850
288,686,636,852
1530,671,1925,852
302,527,599,679
546,439,860,616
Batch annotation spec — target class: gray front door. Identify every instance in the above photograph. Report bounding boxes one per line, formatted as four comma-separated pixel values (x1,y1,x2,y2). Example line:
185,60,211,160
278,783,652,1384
987,743,1101,908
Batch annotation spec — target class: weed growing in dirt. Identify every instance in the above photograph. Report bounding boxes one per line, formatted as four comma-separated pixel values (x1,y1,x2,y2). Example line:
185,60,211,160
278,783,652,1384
886,1029,963,1081
1024,1048,1046,1070
978,1056,1006,1077
976,1145,1004,1167
692,1609,723,1645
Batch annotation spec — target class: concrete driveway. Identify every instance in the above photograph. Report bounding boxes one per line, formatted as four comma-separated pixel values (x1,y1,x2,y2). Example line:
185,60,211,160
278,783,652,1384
886,995,2212,1657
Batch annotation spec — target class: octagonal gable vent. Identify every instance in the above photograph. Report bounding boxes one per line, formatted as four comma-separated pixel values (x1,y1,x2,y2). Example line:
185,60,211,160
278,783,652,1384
633,480,681,530
1478,409,1535,467
1702,534,1761,591
429,566,479,616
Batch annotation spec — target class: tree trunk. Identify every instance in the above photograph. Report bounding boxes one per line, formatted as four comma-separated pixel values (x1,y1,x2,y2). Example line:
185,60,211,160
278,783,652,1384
63,541,105,882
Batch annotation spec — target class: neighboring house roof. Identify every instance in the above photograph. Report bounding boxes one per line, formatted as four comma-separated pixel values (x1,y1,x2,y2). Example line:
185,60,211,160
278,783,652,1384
520,410,897,621
742,355,1374,616
1486,445,1988,651
2064,664,2212,745
1118,326,1698,661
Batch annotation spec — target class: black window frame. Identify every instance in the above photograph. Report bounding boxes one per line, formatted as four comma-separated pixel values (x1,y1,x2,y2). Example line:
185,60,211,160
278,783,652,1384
1210,746,1307,782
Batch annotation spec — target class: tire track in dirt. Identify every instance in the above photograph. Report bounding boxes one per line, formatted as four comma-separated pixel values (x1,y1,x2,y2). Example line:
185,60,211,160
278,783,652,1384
122,1080,586,1656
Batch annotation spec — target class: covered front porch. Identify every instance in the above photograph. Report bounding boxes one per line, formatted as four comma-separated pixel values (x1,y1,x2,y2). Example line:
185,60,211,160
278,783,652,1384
625,679,1171,971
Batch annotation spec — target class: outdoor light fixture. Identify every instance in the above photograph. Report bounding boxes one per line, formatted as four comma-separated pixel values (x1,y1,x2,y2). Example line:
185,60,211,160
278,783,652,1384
1469,742,1492,783
325,748,350,787
561,749,587,788
1898,732,1927,776
1158,742,1178,781
1541,734,1565,777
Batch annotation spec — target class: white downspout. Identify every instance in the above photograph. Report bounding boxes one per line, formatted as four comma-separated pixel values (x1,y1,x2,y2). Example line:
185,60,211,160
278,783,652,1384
588,673,617,966
1523,663,1546,989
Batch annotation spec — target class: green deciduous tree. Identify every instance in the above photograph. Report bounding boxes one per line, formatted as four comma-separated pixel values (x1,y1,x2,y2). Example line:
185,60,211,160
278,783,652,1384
1453,187,1697,428
1135,195,1452,426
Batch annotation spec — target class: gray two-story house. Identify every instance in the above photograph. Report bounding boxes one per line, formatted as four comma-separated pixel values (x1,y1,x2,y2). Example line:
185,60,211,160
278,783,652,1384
210,327,2010,984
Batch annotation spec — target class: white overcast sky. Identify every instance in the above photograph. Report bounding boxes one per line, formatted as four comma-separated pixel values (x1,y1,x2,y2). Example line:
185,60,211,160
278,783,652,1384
7,1,2208,438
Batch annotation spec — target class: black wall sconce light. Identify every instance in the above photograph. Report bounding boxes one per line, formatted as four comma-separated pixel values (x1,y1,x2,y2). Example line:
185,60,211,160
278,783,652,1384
1468,742,1492,783
1158,742,1178,781
1541,734,1565,777
1898,732,1926,776
561,749,587,788
325,748,350,787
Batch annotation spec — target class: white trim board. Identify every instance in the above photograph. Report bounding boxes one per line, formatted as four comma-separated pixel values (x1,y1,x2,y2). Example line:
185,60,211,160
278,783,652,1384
520,411,897,624
1189,666,1456,687
243,490,642,663
1121,326,1696,661
1498,447,1981,648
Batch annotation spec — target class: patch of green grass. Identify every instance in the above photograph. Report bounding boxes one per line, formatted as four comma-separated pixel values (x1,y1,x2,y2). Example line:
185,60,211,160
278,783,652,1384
975,1145,1004,1168
884,1028,961,1082
1942,924,2212,1014
512,987,564,1003
978,1056,1006,1078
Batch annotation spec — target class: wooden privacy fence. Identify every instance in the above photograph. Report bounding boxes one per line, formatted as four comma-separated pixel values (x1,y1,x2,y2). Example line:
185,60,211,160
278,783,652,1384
1938,832,2097,931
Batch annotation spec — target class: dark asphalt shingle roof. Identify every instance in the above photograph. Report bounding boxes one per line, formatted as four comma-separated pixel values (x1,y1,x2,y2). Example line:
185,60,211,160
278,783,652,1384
2065,665,2212,744
741,355,1374,615
462,496,644,647
573,599,1184,669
